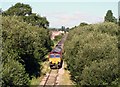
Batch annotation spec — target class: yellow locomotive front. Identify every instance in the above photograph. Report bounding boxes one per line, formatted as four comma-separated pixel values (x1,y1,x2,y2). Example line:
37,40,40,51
49,47,62,69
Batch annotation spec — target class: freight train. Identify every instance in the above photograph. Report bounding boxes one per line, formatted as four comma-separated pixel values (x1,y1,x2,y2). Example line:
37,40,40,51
49,37,65,69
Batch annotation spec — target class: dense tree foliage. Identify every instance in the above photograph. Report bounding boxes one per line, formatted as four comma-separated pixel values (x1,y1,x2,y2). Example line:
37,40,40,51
104,10,117,24
23,13,49,28
2,59,29,86
64,22,119,85
2,3,49,28
2,3,32,16
1,3,52,86
2,16,52,86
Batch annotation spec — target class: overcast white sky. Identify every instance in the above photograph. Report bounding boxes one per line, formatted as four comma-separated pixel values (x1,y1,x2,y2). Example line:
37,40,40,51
1,0,119,28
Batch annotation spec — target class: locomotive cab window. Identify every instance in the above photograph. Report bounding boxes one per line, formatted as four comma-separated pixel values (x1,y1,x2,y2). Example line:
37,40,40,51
50,54,54,58
55,54,60,58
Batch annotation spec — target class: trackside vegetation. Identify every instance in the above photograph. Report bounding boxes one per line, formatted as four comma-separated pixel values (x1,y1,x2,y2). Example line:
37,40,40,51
63,22,119,85
1,2,54,86
2,15,52,86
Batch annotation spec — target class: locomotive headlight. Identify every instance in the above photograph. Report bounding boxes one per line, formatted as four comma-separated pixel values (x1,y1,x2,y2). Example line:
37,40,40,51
50,61,52,64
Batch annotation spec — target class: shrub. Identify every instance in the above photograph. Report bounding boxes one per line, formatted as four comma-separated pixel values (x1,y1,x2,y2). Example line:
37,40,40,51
64,22,119,85
2,16,52,86
2,59,29,86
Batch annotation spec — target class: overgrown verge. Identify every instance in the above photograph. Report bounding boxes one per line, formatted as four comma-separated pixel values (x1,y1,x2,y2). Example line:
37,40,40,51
64,22,119,86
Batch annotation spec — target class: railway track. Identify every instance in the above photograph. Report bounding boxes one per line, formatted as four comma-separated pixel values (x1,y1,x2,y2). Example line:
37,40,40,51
40,69,59,87
39,33,68,87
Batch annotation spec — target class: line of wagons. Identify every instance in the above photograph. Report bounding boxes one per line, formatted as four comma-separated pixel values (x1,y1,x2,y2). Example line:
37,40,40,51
48,39,64,69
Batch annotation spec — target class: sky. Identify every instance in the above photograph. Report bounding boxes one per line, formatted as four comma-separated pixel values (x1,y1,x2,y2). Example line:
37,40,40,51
1,0,119,28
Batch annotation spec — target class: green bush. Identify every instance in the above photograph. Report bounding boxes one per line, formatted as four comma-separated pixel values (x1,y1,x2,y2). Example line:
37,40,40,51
64,22,119,85
96,22,118,36
80,58,118,85
2,59,29,86
2,16,52,86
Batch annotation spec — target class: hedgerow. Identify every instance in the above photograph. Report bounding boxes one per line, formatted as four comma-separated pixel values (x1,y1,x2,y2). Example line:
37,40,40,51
64,22,119,85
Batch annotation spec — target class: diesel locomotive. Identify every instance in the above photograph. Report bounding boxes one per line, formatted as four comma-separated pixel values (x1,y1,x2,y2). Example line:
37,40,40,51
49,38,64,69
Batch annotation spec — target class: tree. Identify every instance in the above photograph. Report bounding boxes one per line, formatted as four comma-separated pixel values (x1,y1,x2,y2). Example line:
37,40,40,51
61,26,65,31
113,17,117,24
2,59,30,86
104,10,117,24
2,3,49,28
2,16,53,86
64,22,119,85
23,13,49,28
2,3,32,16
80,22,88,26
61,26,67,33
